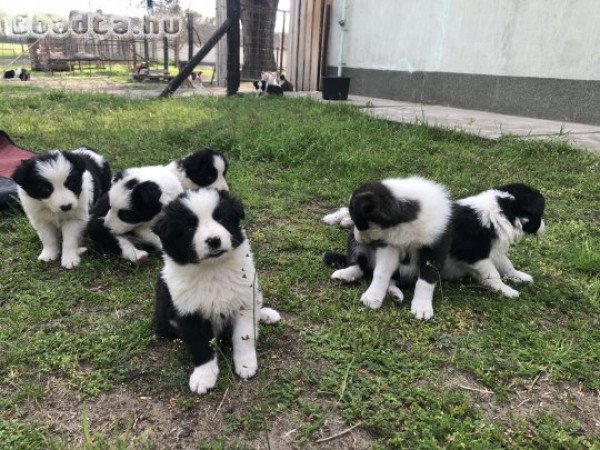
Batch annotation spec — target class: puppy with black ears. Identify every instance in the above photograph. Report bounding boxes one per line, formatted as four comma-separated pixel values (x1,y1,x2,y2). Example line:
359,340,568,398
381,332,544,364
88,149,229,262
88,165,183,262
153,189,280,395
441,183,545,298
327,176,453,320
11,148,111,268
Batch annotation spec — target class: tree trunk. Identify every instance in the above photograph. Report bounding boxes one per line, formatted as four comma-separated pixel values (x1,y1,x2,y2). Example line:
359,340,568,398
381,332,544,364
240,0,278,79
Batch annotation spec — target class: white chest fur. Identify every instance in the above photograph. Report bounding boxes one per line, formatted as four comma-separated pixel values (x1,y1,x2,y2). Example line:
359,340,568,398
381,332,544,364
163,240,262,328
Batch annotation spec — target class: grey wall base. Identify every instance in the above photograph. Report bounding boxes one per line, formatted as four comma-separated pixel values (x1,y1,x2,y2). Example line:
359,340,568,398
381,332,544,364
327,67,600,125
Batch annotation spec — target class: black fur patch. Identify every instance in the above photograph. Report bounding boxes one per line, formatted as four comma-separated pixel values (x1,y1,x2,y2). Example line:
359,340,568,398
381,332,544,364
152,199,200,265
11,157,54,199
113,171,126,183
349,182,420,230
213,190,245,249
448,203,497,264
117,181,162,224
125,178,139,189
178,149,228,187
496,184,545,234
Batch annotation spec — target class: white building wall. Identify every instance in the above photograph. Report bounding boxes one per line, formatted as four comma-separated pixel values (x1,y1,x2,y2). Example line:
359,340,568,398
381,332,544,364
328,0,600,81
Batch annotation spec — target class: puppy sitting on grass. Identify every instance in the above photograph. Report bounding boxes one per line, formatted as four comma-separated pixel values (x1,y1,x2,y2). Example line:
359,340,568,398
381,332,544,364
153,189,280,394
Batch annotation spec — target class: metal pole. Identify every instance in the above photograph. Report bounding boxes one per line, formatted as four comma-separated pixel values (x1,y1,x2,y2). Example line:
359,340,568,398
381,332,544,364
163,36,169,70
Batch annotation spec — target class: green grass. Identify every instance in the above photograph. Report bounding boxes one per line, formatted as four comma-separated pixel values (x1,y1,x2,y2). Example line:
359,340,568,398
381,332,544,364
0,84,598,448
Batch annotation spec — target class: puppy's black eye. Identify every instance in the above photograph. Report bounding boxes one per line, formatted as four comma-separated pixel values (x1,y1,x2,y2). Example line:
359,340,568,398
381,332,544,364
38,184,52,197
118,209,134,223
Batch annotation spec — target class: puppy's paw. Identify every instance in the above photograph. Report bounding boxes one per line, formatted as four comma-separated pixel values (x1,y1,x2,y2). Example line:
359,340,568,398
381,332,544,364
360,289,384,309
331,267,362,283
189,359,219,395
38,248,59,262
259,307,281,324
508,271,533,284
339,216,355,229
499,284,520,298
410,298,434,320
387,284,404,303
124,248,148,263
322,207,350,226
78,247,88,255
234,354,258,380
61,253,81,269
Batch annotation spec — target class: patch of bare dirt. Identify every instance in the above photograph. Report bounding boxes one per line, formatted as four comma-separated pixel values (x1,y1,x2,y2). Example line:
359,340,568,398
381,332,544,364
19,317,372,449
19,76,239,99
438,369,600,435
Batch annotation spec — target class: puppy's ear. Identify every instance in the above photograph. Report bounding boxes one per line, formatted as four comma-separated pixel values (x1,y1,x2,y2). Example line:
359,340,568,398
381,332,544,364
353,192,376,216
218,190,245,220
151,215,169,240
385,199,420,224
11,158,35,186
63,152,86,173
133,181,162,207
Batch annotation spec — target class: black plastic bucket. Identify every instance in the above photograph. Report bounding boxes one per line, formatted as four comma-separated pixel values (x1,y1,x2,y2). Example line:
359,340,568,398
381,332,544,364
321,76,351,100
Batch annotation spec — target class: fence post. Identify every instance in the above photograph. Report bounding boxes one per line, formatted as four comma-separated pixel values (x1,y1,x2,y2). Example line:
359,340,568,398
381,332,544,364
159,17,233,97
226,0,240,95
163,37,169,70
187,12,194,62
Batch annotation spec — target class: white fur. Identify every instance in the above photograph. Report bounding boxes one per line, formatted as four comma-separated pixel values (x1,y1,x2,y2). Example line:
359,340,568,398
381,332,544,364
360,246,401,309
354,177,451,248
411,280,435,320
322,207,350,226
189,358,219,394
331,265,364,282
104,165,182,235
18,151,98,269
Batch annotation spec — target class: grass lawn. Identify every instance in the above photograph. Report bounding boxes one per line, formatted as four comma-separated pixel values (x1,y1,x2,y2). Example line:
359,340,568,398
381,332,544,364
0,84,598,449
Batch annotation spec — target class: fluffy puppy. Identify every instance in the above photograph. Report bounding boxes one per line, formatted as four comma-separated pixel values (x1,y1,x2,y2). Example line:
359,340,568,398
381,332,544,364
88,149,229,262
3,68,30,81
153,189,280,394
327,177,453,320
12,148,111,268
87,166,182,262
253,79,283,96
440,183,545,297
325,183,545,308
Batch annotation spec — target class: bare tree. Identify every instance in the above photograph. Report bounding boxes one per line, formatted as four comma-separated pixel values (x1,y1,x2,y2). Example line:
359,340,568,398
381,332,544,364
240,0,279,79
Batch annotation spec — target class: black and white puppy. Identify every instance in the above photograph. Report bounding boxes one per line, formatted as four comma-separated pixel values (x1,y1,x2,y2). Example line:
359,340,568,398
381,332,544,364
88,165,183,262
324,183,545,311
326,177,453,320
3,68,30,81
12,148,111,268
88,149,229,262
253,79,283,96
441,184,545,298
153,189,280,394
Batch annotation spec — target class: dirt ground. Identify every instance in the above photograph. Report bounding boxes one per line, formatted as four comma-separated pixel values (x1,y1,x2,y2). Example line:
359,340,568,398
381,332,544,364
438,369,600,435
1,75,258,99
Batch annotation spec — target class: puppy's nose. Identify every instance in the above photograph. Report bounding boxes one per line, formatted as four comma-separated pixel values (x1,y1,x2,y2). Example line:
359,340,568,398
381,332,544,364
60,204,73,211
206,237,221,249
